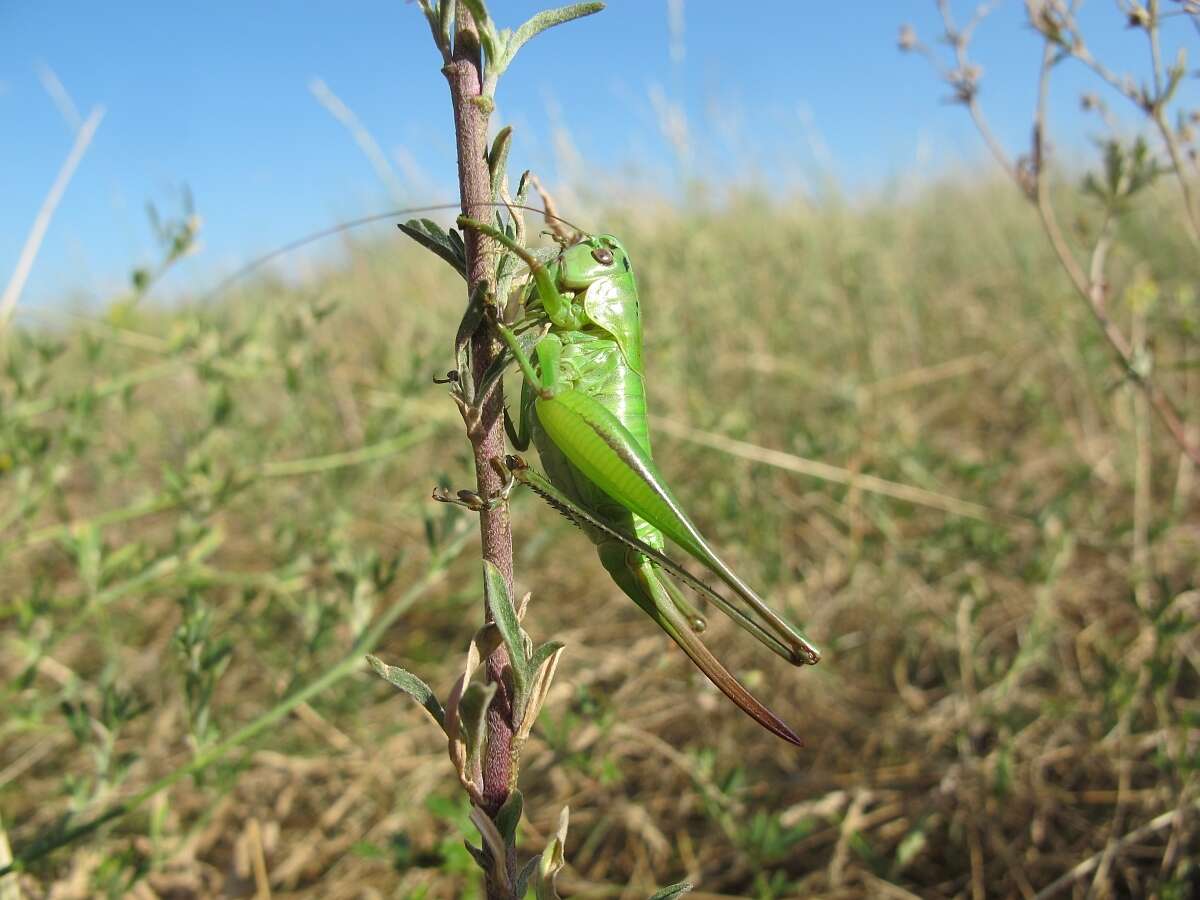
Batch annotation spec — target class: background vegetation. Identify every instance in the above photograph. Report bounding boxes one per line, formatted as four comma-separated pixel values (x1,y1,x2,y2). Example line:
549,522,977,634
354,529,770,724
1,166,1197,897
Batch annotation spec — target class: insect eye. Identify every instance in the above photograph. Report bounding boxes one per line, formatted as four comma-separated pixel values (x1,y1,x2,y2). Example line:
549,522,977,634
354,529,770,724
591,247,614,266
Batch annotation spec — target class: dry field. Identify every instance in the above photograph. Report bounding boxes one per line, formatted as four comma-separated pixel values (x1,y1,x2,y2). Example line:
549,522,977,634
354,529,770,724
1,179,1197,897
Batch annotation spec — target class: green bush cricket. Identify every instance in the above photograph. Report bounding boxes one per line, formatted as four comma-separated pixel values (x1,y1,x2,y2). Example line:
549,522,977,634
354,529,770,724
448,215,821,748
203,200,822,746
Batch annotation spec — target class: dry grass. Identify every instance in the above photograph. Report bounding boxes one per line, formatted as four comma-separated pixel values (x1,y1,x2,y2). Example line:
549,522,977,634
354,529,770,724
1,179,1197,898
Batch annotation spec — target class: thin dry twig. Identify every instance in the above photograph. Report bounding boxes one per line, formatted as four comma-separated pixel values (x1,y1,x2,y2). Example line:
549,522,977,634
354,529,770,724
246,818,272,900
651,416,1032,528
906,3,1200,467
309,77,406,202
1033,804,1196,899
35,61,83,132
1026,37,1200,468
0,106,104,333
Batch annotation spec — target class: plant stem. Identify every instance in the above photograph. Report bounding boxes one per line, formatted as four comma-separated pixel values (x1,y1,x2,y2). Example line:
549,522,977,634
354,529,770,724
1028,39,1200,469
442,3,517,896
923,3,1200,468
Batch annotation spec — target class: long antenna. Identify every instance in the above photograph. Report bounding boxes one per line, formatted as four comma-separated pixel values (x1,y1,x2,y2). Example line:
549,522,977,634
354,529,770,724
201,202,588,302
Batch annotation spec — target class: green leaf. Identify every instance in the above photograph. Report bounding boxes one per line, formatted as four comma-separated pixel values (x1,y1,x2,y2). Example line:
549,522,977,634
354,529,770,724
413,1,451,61
468,805,511,890
502,3,604,72
478,29,499,67
476,324,541,407
495,788,523,845
458,0,491,31
483,560,530,698
528,641,565,677
367,655,446,730
488,126,514,199
397,219,467,279
454,281,488,386
463,838,490,871
515,855,541,899
448,223,466,258
437,0,454,49
459,0,500,65
647,884,694,900
459,681,498,774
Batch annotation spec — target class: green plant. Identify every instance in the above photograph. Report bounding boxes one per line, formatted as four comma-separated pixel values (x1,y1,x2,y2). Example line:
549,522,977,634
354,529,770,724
4,20,1198,890
902,0,1200,467
902,4,1200,894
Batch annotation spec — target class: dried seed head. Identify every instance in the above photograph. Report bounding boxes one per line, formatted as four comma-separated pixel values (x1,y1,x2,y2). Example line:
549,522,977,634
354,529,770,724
1126,5,1150,28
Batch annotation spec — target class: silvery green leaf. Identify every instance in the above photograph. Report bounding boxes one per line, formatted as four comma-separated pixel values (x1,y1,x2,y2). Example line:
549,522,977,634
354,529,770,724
495,788,523,845
515,855,541,899
455,280,488,364
528,640,564,676
488,126,514,199
483,560,531,698
468,805,513,893
397,218,466,279
459,681,498,775
463,838,489,870
366,655,445,731
503,4,604,72
458,0,499,65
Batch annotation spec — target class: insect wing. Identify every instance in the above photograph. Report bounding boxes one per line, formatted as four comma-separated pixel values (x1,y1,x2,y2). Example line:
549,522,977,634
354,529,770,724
582,274,645,375
534,389,820,666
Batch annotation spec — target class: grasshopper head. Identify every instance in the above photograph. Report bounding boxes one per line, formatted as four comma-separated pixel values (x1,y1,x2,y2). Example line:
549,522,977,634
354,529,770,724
557,234,633,290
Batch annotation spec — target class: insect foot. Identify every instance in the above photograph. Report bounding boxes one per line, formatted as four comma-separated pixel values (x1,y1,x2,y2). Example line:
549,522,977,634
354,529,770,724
487,457,518,498
432,462,516,513
432,486,492,511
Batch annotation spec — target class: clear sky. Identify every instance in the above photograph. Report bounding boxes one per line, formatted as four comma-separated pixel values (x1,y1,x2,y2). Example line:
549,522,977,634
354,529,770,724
2,2,1193,311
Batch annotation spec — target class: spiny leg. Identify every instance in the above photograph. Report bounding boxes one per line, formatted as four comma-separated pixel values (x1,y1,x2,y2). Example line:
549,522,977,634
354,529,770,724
504,454,820,657
458,215,588,332
655,559,708,634
602,545,707,634
524,387,821,666
599,542,803,748
491,314,564,400
432,457,517,511
504,377,537,452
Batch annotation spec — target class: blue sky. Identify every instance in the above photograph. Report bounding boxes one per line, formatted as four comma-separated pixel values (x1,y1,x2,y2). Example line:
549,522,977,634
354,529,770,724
1,2,1193,310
